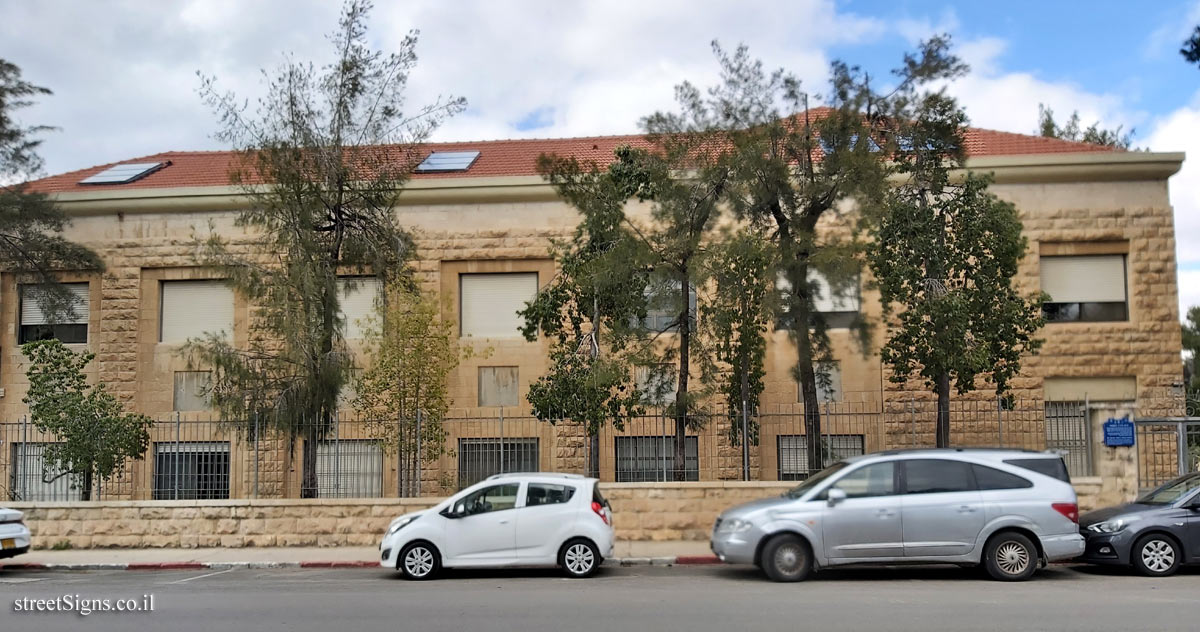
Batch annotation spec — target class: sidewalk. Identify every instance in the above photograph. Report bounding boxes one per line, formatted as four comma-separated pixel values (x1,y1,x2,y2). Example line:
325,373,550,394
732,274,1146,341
0,541,717,571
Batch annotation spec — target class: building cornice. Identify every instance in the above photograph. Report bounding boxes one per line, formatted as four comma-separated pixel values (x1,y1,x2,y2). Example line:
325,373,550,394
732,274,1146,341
50,151,1185,216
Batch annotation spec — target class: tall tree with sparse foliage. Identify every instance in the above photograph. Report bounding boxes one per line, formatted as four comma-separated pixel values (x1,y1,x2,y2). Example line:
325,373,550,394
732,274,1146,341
21,340,153,501
1182,306,1200,402
686,40,962,473
354,281,471,495
186,0,464,497
870,86,1046,447
1036,103,1132,149
700,229,776,452
0,58,102,321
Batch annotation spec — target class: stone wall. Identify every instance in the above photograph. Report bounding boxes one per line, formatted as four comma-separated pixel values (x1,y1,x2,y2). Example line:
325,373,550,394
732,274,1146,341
10,480,1105,549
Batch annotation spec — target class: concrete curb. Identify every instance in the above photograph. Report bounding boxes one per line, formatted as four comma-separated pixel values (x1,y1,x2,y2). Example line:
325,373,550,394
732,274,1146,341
1,555,722,572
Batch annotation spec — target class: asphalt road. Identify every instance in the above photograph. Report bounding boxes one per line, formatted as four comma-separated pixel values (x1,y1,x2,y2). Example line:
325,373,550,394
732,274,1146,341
1,564,1198,632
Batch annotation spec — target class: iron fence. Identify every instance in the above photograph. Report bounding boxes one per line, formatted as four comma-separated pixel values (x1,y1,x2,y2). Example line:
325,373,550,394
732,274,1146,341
0,393,1186,502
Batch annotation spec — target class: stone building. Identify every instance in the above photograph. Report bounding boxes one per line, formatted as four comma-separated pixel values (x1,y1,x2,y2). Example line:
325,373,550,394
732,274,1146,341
0,128,1186,501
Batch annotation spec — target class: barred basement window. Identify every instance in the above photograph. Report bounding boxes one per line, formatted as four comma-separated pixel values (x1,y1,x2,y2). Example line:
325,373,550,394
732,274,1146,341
18,283,89,344
316,440,383,498
457,438,539,488
9,442,82,502
614,436,699,482
153,441,230,500
777,434,865,480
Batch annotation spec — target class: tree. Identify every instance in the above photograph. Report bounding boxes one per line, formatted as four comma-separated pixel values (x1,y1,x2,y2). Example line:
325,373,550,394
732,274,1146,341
186,0,464,497
687,40,962,474
1182,26,1200,65
1036,104,1132,149
700,228,776,461
353,281,470,495
1,59,102,321
1183,305,1200,400
869,87,1046,447
21,340,152,501
519,149,649,477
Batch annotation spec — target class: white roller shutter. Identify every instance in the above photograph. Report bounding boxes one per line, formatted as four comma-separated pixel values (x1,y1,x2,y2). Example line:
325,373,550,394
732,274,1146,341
1040,255,1126,303
338,277,381,339
460,273,538,338
777,272,859,313
20,283,89,325
161,281,234,343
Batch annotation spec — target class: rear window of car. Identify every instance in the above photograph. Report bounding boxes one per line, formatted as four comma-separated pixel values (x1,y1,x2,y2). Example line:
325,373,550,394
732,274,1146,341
972,464,1033,490
593,484,610,508
1003,457,1070,483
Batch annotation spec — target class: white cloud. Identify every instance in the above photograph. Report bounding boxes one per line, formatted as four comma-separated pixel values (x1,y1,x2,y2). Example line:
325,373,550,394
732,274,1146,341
2,0,884,176
1145,97,1200,290
1143,1,1200,60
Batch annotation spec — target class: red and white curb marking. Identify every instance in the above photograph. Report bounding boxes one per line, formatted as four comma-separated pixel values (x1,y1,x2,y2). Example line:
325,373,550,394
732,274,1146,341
0,556,720,572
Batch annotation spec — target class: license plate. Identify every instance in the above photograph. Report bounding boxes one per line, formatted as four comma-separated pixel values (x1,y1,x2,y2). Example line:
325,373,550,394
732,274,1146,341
0,539,14,549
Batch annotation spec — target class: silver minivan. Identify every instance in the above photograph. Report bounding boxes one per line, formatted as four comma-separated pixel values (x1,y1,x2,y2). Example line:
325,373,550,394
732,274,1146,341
711,449,1085,582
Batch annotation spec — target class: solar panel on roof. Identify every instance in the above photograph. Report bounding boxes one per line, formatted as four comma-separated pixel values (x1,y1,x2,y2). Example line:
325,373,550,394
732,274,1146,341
414,150,480,173
78,162,167,185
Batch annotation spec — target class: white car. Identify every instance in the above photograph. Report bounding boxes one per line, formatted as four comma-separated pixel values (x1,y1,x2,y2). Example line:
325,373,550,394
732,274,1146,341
380,472,614,580
0,507,31,560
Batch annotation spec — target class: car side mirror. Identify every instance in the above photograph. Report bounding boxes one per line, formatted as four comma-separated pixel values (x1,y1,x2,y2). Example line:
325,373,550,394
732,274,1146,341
827,488,847,507
441,504,464,519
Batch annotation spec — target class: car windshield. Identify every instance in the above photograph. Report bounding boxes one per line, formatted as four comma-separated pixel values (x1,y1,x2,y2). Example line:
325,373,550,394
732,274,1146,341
784,462,849,499
1136,473,1200,505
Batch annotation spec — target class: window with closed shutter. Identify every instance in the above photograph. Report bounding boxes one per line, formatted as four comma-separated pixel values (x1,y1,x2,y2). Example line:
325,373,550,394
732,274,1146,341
173,371,212,411
338,277,381,339
478,366,519,406
160,280,234,343
19,283,89,344
777,271,860,330
459,273,537,338
1040,255,1128,322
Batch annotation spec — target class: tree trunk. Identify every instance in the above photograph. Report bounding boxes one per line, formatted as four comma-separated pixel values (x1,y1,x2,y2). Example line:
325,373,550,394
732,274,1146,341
936,372,951,448
674,276,691,481
588,432,600,478
740,345,751,480
302,424,319,498
81,468,93,502
791,263,823,477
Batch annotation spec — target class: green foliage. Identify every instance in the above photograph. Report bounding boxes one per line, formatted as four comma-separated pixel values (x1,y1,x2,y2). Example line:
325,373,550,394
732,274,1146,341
701,229,776,446
1036,103,1132,149
354,281,469,493
186,0,463,496
21,340,153,501
0,58,102,321
682,38,962,472
870,88,1045,446
1182,306,1200,393
1182,26,1200,65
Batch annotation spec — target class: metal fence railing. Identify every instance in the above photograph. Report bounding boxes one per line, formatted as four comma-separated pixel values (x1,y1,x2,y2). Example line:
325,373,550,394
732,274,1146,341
0,392,1188,502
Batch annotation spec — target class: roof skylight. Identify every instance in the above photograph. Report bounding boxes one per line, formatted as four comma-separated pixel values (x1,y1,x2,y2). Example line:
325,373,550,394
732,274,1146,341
78,162,167,185
414,151,480,173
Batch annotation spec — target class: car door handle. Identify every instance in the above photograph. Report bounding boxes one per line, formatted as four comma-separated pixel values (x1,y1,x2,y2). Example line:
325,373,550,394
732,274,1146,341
957,506,977,513
876,509,896,518
498,519,511,524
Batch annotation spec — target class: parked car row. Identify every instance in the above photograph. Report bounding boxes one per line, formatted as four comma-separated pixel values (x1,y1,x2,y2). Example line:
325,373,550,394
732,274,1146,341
378,449,1200,582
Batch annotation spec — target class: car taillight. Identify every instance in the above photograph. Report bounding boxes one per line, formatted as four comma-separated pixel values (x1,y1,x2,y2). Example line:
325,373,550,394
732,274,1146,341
1052,502,1078,524
591,501,611,526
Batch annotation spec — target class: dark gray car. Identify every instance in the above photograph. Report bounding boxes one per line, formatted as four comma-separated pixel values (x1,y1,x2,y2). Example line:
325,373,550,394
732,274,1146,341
1079,472,1200,576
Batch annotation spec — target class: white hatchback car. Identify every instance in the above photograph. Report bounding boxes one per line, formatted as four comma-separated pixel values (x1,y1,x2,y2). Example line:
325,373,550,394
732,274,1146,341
380,473,614,579
0,507,31,560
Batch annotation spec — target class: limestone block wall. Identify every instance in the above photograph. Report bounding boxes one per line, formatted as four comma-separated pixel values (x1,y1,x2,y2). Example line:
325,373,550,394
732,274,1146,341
10,480,1104,549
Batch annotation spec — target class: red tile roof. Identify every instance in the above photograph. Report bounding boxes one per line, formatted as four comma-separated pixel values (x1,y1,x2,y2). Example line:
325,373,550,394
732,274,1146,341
29,124,1115,195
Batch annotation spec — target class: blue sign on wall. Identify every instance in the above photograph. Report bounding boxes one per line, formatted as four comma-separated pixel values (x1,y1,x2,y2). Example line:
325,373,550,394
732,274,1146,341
1102,416,1135,447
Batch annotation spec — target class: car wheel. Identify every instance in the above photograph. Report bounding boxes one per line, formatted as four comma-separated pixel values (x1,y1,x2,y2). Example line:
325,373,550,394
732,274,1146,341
559,539,600,578
399,542,440,580
761,534,812,582
1132,534,1181,577
984,532,1038,581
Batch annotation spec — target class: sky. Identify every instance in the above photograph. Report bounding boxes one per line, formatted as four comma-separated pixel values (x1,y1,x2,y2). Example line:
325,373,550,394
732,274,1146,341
2,0,1199,320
